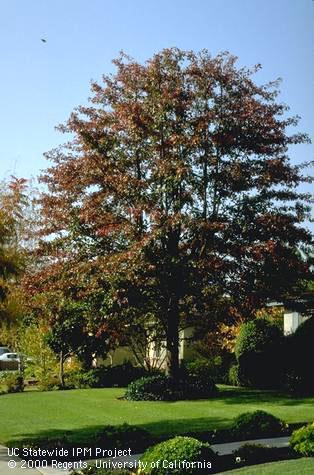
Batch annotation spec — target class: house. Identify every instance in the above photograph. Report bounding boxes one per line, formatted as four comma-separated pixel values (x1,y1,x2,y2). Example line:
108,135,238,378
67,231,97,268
102,326,196,369
103,295,313,368
284,310,310,335
282,293,313,335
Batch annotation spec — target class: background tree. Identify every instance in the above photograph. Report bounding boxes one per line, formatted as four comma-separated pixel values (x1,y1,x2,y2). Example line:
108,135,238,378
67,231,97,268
0,178,27,304
35,48,312,379
19,322,58,382
0,177,43,356
0,177,36,351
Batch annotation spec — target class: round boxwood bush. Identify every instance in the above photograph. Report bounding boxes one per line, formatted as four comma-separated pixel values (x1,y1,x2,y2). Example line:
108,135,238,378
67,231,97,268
234,319,284,388
125,375,175,401
231,411,287,439
125,374,217,401
138,436,216,475
290,422,314,456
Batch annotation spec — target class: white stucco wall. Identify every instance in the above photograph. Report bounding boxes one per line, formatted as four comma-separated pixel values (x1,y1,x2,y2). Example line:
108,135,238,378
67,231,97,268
284,311,310,335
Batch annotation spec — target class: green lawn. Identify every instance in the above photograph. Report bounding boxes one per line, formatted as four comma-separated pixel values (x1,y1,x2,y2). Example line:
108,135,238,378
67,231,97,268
0,385,313,445
223,458,314,474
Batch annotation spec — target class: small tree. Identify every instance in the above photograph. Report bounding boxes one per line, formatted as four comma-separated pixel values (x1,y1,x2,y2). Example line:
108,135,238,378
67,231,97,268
45,316,80,388
44,299,110,387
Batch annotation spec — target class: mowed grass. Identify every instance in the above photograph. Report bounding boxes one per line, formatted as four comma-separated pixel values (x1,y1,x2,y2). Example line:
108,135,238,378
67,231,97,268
0,385,313,445
223,458,314,474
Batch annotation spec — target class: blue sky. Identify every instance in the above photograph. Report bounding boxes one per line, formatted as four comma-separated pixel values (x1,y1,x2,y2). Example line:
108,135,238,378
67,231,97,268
1,0,313,182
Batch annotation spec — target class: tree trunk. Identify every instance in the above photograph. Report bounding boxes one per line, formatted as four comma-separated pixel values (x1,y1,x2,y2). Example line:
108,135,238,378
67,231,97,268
165,299,180,380
59,351,65,388
164,228,181,381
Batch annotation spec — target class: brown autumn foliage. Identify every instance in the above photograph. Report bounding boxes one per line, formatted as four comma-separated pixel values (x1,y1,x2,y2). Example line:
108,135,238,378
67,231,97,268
25,48,312,378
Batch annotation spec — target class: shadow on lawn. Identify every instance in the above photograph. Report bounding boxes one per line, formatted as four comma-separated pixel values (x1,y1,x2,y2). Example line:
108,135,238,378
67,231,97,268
217,387,314,406
6,416,230,448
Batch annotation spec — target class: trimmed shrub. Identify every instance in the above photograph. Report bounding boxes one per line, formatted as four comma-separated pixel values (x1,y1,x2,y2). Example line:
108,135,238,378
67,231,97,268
235,320,282,358
72,468,130,475
290,422,314,456
125,375,175,401
235,319,284,388
38,374,60,391
293,315,314,346
65,369,101,389
182,357,230,383
65,362,149,389
284,317,314,395
125,374,217,401
138,436,216,474
95,424,152,453
233,443,278,465
102,362,150,386
0,371,24,393
282,368,305,396
182,359,213,379
180,362,217,398
231,411,287,439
